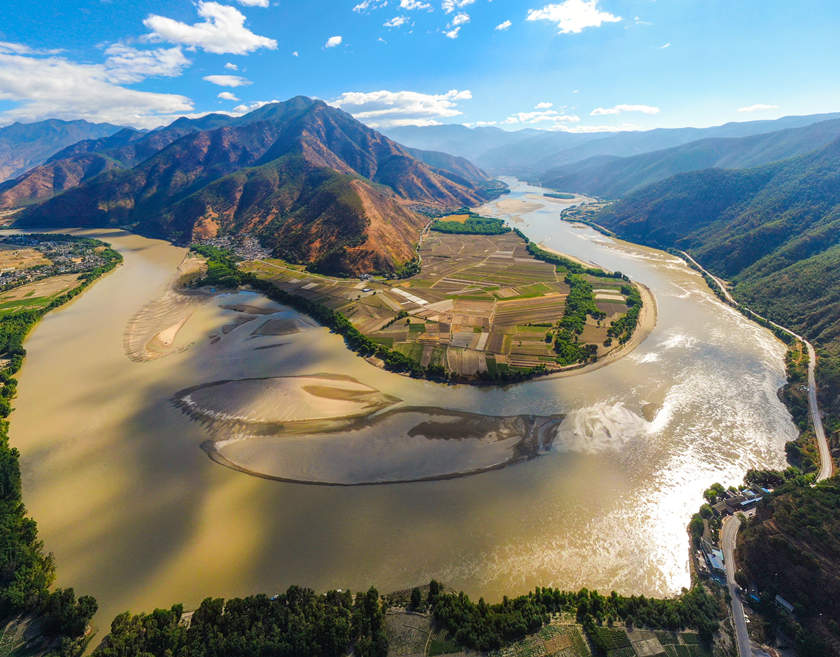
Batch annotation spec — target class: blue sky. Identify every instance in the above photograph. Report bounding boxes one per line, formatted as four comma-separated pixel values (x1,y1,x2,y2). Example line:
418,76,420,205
0,0,839,132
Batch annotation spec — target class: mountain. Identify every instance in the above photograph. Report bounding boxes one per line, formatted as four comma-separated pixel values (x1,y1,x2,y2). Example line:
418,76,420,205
404,147,489,185
0,119,122,182
387,113,840,178
15,97,492,275
596,137,840,425
541,118,840,198
385,124,542,165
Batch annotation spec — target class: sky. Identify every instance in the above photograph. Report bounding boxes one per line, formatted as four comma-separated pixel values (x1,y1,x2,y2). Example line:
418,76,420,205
0,0,839,133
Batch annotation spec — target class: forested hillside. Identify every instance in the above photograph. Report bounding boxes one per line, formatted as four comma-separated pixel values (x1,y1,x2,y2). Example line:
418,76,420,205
596,138,840,439
541,118,840,199
737,477,840,655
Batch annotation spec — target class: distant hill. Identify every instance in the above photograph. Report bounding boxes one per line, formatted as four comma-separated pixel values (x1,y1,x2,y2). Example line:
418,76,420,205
385,124,542,165
14,97,492,276
387,113,840,178
0,119,122,182
541,118,840,198
404,147,489,185
596,137,840,425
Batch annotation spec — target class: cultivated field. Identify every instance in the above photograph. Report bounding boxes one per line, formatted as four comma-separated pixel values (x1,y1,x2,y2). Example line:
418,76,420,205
242,230,637,378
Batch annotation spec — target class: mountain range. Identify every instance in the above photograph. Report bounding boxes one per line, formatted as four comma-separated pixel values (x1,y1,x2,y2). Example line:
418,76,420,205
541,118,840,199
5,97,494,275
0,119,121,183
387,112,840,179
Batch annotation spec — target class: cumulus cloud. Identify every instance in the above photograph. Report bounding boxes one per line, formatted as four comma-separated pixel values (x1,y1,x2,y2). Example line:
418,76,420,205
444,27,461,38
659,42,671,49
738,104,779,113
464,120,498,127
203,74,251,87
103,44,190,84
218,91,239,101
0,48,193,128
144,1,277,55
325,36,343,48
331,89,472,128
236,0,269,6
495,20,512,31
590,104,659,115
527,0,621,34
384,16,409,28
535,101,553,109
442,0,474,14
224,62,239,70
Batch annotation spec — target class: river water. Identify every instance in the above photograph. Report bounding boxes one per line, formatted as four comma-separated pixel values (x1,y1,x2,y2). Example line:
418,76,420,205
10,179,794,629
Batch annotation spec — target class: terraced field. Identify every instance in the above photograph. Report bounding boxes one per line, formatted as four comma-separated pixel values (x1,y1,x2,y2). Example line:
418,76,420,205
242,230,638,379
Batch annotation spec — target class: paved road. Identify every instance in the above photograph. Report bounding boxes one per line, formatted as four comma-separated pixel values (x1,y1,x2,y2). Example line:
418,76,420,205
680,251,832,482
682,250,834,657
721,517,752,657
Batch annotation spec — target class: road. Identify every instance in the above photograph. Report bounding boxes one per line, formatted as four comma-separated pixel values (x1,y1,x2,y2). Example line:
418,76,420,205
682,250,834,657
680,251,832,482
721,517,752,657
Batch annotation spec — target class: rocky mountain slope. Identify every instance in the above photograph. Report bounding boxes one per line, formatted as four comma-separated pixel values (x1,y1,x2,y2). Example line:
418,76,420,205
13,97,492,275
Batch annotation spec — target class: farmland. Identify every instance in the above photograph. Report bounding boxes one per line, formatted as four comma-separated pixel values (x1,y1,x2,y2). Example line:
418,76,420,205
242,229,641,380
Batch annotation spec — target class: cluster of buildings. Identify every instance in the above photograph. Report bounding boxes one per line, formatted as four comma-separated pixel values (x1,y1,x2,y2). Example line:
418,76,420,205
0,236,112,290
194,235,271,261
710,487,771,517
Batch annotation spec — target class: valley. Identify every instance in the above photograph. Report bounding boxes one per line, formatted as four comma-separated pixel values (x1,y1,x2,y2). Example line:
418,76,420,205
5,182,797,638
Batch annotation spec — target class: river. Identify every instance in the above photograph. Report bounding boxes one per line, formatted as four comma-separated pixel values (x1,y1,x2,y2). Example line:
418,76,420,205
9,179,795,629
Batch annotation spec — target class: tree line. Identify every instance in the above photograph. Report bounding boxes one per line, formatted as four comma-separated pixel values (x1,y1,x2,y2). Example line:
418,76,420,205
95,586,388,657
0,235,121,655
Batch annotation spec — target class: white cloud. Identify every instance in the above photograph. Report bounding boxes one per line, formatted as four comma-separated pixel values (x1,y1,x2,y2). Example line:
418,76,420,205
504,109,580,127
527,0,621,34
444,27,461,38
400,0,432,8
224,62,239,70
353,0,388,12
218,91,239,101
292,50,299,57
464,120,498,127
0,49,193,128
331,88,472,128
450,12,470,26
590,104,659,116
535,101,553,109
143,1,277,55
103,44,190,84
442,0,474,14
236,0,269,6
495,20,512,31
561,122,642,133
384,16,409,27
738,104,779,113
325,35,343,48
659,42,671,49
232,99,280,114
203,74,251,87
0,41,63,56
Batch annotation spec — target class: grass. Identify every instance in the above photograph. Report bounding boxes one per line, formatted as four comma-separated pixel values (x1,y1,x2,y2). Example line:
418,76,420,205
428,635,461,656
393,342,423,363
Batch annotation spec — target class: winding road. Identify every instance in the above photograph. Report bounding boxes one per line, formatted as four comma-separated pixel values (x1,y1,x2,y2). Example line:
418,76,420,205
681,250,834,657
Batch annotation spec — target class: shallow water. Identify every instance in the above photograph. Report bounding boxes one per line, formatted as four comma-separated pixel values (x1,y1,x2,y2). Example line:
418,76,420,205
10,179,794,629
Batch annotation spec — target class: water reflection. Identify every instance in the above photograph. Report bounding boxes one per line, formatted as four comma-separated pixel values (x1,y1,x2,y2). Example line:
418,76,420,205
9,182,794,629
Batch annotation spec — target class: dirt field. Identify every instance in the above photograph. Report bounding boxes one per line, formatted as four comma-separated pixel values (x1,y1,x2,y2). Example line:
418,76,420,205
243,230,644,379
0,273,83,316
0,245,52,270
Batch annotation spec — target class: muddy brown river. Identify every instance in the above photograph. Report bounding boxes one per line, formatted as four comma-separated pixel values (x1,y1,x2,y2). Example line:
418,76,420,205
9,179,794,629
